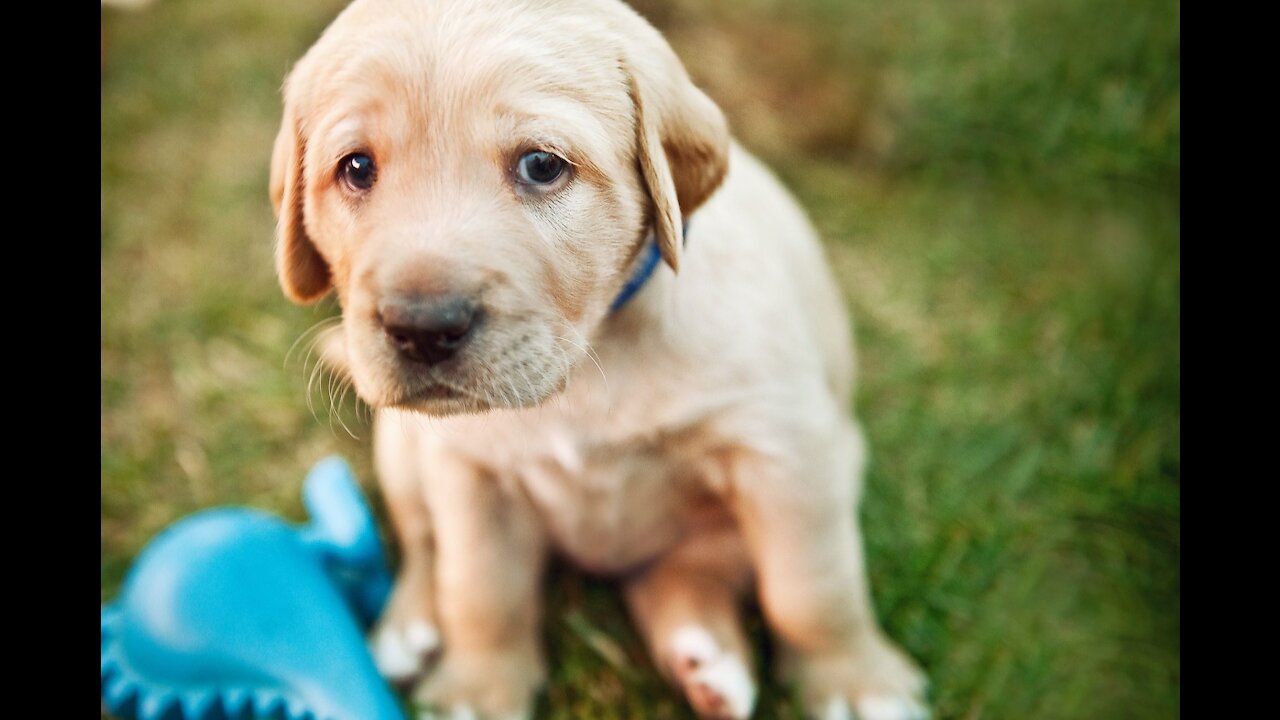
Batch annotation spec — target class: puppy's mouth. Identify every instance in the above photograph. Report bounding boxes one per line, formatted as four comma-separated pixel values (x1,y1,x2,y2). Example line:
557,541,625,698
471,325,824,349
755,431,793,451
381,376,494,415
345,313,577,416
376,358,571,416
387,383,463,406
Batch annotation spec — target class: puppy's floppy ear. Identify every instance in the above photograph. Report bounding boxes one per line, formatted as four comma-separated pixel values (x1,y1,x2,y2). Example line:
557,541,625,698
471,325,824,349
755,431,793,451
270,82,332,304
624,51,729,272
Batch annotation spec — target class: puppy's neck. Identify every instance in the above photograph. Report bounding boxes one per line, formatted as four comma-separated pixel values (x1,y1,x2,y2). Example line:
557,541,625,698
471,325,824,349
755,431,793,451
608,215,690,314
598,216,693,337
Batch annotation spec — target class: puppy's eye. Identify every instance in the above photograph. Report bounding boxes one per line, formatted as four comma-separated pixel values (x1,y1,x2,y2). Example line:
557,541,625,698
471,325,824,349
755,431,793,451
338,153,377,192
515,150,567,186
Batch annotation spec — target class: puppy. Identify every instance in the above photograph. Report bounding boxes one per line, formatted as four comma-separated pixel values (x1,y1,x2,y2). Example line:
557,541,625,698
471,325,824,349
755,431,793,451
270,0,927,718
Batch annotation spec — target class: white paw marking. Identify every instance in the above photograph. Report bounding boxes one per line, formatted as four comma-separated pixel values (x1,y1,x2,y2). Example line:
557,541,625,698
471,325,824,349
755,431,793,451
672,625,720,665
372,619,438,680
856,694,930,720
670,624,757,719
691,653,756,719
406,619,441,655
372,626,419,679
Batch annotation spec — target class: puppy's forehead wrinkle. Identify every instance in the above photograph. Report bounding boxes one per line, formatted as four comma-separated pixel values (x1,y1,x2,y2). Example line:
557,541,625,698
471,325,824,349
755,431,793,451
297,0,631,113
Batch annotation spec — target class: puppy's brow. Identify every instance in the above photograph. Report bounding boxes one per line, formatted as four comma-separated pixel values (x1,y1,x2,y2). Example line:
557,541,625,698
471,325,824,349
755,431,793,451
499,108,612,179
316,116,376,163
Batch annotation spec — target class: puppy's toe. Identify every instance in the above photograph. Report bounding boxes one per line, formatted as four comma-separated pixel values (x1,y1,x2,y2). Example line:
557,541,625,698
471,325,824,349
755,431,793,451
688,653,755,720
417,702,532,717
371,618,441,682
817,697,852,720
794,633,928,720
818,694,929,720
412,649,542,720
417,703,491,720
417,705,529,720
414,702,504,717
670,625,756,720
854,694,930,720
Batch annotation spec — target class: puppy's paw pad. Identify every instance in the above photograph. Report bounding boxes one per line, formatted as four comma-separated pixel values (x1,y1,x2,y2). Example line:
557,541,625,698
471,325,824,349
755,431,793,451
669,625,756,720
371,618,440,681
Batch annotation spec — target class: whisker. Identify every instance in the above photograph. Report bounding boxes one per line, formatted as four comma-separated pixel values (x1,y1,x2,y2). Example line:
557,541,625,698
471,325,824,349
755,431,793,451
356,393,372,425
321,368,336,431
327,363,339,413
285,317,341,371
480,358,518,408
305,352,326,423
513,363,538,407
332,378,360,440
557,331,608,393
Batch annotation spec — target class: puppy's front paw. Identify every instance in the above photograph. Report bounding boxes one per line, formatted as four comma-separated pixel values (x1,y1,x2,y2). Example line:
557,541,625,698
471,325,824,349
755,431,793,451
370,617,442,683
371,565,442,683
413,648,544,720
791,635,928,720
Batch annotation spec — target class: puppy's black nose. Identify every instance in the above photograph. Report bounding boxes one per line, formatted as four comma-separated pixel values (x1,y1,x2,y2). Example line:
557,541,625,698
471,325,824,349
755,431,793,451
379,295,480,366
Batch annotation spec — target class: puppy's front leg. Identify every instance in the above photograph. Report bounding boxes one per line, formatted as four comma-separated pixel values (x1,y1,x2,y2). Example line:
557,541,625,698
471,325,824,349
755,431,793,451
728,421,928,720
414,448,548,720
370,414,444,683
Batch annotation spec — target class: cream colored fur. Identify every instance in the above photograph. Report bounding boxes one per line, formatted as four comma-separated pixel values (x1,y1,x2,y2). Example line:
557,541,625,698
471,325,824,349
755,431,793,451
271,1,927,718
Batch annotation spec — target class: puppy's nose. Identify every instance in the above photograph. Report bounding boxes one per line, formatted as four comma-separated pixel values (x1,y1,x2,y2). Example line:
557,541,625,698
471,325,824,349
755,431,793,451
378,295,479,366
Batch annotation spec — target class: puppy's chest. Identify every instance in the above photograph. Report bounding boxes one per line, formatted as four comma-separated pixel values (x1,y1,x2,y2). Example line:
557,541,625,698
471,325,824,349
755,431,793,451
499,423,722,573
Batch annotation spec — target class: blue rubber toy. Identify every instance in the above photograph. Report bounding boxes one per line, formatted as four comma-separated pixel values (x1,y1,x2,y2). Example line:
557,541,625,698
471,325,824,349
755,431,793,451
100,457,407,720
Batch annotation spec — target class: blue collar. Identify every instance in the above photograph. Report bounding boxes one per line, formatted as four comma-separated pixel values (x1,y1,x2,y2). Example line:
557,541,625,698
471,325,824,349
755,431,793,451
608,239,663,313
608,220,688,314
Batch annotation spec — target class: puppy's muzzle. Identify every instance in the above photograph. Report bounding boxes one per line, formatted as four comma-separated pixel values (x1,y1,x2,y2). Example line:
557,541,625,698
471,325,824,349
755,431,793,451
378,294,480,366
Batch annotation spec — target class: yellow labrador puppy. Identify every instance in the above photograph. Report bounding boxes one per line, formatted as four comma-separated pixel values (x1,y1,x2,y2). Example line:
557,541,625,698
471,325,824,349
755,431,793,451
270,0,927,718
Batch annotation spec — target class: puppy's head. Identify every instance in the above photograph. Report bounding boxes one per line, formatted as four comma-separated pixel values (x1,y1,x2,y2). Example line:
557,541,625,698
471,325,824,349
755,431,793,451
271,0,728,414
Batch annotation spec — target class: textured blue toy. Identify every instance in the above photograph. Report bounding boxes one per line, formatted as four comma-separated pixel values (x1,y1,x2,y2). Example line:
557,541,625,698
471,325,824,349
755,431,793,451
100,457,407,720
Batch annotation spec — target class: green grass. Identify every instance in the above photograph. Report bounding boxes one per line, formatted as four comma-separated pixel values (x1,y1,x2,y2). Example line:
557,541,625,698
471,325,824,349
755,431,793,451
102,1,1178,718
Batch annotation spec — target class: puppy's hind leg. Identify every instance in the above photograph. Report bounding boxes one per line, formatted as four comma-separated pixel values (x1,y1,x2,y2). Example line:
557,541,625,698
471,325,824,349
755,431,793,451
729,422,928,720
368,411,443,684
625,530,757,720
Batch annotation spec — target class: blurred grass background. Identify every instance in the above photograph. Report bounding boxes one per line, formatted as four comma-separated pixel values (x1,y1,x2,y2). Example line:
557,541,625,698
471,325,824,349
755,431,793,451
101,0,1179,718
